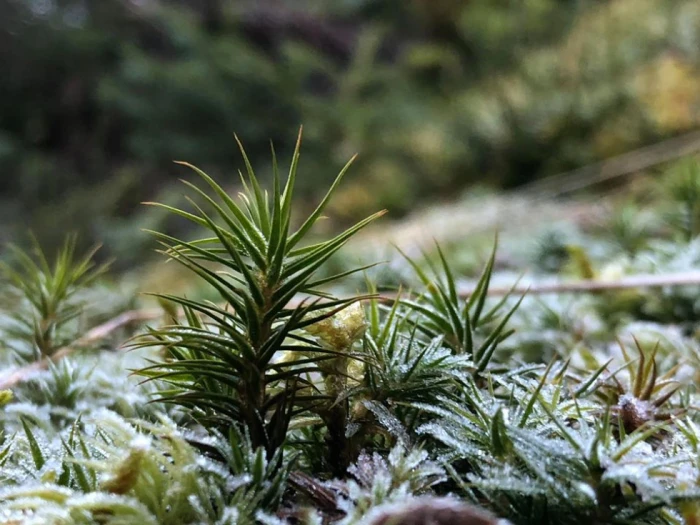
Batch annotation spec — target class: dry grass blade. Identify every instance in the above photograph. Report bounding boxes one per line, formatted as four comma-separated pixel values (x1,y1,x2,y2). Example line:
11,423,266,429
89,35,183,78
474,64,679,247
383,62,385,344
4,271,699,390
0,309,161,390
453,270,700,298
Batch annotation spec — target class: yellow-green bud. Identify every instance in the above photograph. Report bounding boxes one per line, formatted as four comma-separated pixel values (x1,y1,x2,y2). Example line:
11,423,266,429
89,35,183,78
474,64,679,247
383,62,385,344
0,390,13,407
304,302,366,352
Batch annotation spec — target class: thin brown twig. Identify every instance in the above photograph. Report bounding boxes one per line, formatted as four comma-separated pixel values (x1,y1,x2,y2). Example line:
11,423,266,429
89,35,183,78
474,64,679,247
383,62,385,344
455,270,700,298
359,271,700,305
360,271,700,304
2,271,699,390
0,309,161,391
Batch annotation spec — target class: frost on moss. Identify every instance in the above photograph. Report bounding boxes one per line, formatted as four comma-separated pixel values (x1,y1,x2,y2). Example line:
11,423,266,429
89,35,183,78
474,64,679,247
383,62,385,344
1,151,700,524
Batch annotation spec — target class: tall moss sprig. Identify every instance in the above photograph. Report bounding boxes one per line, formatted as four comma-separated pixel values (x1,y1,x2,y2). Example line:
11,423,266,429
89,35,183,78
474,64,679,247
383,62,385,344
0,235,108,360
134,130,385,458
400,241,523,375
347,285,474,444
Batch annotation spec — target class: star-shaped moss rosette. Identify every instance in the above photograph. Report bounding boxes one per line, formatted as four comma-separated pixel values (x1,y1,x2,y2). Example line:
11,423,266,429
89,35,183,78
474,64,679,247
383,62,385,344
600,337,682,434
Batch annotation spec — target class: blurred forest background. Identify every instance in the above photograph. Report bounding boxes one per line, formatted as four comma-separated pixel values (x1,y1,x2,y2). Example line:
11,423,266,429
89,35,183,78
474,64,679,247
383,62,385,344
2,0,700,269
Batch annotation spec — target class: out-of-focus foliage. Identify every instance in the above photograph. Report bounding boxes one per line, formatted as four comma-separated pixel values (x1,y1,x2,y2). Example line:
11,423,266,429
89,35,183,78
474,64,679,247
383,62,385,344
3,0,700,266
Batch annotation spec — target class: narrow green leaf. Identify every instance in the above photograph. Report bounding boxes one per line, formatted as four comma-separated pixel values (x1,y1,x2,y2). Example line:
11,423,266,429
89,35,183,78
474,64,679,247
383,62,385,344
234,134,270,236
281,128,302,236
287,154,359,250
475,293,525,371
468,236,498,325
20,418,45,470
435,242,458,304
519,360,556,427
267,141,285,282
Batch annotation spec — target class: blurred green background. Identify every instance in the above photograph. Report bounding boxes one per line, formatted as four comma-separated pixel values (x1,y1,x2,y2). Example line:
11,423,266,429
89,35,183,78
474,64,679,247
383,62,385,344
2,0,700,269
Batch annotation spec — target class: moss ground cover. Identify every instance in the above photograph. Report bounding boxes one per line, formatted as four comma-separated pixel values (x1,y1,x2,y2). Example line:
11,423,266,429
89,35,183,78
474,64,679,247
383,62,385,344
1,139,700,524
